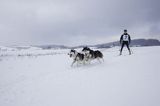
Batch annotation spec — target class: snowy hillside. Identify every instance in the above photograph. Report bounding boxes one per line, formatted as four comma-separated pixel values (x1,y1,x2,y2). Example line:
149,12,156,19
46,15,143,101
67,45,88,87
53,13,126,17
0,46,160,106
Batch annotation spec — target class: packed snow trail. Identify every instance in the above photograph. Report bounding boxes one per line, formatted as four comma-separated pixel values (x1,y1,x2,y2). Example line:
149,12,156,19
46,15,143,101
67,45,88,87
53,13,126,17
0,46,160,106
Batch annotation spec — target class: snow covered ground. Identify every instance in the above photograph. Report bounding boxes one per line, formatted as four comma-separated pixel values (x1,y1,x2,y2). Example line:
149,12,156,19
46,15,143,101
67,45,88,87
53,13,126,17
0,46,160,106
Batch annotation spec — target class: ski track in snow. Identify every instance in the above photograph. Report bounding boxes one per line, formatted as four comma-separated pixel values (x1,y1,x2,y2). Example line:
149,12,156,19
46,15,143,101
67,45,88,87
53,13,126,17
0,46,160,106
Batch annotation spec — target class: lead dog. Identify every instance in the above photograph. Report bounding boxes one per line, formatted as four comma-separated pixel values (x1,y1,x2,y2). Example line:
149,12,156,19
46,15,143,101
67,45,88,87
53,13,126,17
68,49,87,66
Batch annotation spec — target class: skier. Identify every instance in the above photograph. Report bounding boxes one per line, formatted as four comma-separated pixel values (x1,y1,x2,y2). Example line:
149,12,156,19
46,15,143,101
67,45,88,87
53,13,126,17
120,29,131,55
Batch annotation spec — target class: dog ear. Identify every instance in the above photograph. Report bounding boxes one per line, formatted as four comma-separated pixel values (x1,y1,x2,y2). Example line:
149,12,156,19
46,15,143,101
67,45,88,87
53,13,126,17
71,49,76,53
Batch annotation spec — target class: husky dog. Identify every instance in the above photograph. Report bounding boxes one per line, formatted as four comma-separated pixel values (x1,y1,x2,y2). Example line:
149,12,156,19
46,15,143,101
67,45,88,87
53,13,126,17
68,49,86,66
82,47,104,63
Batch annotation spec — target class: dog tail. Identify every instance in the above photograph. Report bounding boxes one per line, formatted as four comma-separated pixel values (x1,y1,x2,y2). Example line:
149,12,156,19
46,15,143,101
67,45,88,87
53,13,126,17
95,50,103,58
99,51,103,58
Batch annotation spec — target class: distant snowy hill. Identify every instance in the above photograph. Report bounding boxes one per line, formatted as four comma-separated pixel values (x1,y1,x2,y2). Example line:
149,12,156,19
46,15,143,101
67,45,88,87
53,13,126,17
36,45,68,49
67,38,160,49
0,39,159,51
0,46,160,106
95,39,160,48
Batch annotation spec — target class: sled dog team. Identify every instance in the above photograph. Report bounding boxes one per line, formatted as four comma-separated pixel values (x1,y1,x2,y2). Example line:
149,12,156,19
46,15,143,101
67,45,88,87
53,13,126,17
68,29,132,66
68,47,104,66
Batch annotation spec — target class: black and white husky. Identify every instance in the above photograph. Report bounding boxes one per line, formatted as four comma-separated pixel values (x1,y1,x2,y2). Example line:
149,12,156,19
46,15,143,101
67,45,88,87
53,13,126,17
82,47,104,63
68,49,87,66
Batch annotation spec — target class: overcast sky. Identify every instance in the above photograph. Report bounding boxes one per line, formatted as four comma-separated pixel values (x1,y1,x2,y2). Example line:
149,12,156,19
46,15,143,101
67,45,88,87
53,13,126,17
0,0,160,46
